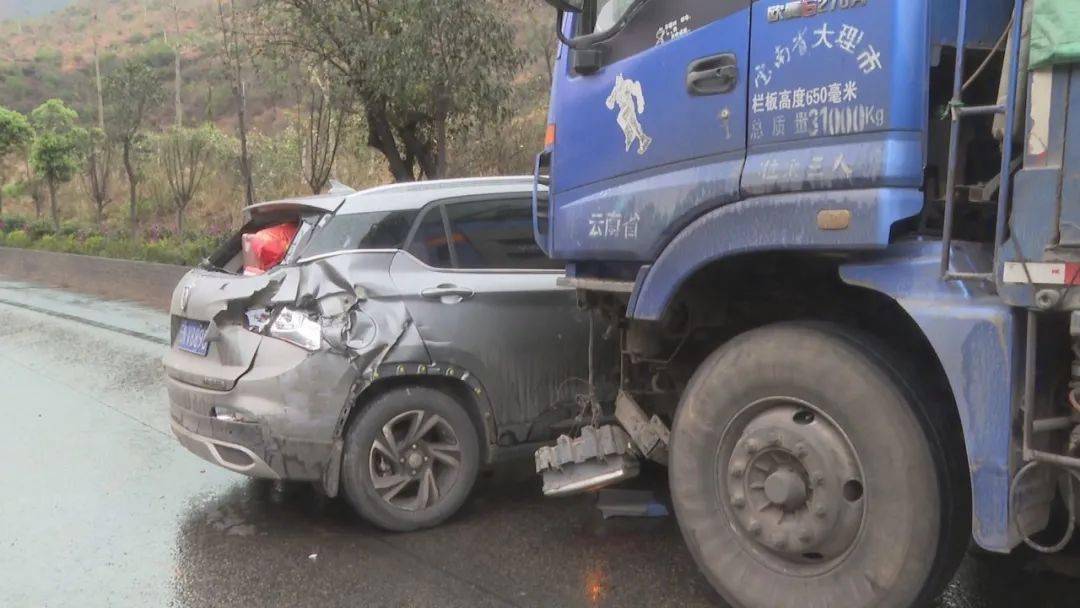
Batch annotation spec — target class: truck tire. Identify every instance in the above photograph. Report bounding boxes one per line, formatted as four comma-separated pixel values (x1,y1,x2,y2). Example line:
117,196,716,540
342,386,480,532
670,323,965,608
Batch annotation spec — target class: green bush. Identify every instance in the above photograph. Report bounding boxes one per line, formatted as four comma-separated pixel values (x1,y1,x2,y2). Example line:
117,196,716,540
0,218,218,267
1,216,28,233
58,222,82,237
34,234,56,250
5,230,30,248
26,220,54,239
82,235,105,256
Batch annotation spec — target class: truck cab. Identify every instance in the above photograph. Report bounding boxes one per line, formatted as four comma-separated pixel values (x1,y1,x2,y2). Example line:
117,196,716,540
533,1,1080,606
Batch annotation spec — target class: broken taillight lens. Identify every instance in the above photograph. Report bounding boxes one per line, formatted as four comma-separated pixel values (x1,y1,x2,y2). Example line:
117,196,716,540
242,222,299,276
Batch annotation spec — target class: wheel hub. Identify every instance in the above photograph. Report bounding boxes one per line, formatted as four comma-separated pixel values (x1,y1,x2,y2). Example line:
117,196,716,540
406,450,425,470
763,469,808,510
369,409,463,512
723,400,865,566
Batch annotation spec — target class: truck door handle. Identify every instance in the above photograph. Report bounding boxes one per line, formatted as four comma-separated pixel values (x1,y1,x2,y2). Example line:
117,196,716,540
421,284,475,303
686,54,738,96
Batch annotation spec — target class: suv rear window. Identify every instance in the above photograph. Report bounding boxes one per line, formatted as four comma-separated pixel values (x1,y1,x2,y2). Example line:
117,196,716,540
301,210,418,258
445,199,562,270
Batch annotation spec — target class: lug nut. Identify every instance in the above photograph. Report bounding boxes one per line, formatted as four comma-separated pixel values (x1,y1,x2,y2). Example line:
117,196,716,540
399,458,405,464
748,520,762,536
769,433,782,447
746,439,761,454
814,504,827,518
732,494,746,509
730,461,746,478
811,472,825,487
424,456,429,462
412,444,418,449
794,443,809,459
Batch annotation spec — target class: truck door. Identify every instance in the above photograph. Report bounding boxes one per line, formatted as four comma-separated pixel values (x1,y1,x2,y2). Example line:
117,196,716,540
547,0,751,262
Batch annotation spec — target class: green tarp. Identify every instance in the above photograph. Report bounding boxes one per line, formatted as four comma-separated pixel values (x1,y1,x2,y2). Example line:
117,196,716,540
1030,0,1080,69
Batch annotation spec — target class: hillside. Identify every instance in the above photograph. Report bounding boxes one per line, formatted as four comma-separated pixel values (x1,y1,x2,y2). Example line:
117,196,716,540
0,0,269,131
0,0,550,136
0,0,554,233
0,0,75,21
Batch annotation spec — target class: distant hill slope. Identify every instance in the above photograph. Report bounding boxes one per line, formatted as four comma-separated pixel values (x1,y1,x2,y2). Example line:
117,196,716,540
0,0,550,140
0,0,75,21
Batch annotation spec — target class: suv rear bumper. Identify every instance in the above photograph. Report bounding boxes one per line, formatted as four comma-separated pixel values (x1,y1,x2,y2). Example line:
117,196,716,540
170,416,279,479
165,336,354,481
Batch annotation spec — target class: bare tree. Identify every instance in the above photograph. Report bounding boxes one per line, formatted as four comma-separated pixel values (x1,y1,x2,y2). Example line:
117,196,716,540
162,126,215,234
302,73,346,194
84,129,112,225
171,1,184,128
85,6,112,226
218,0,255,206
105,61,164,238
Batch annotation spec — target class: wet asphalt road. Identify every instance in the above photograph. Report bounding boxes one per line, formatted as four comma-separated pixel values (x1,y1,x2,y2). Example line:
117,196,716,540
3,280,1080,608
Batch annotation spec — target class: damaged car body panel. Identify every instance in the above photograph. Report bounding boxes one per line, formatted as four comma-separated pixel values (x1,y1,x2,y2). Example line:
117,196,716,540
165,177,592,501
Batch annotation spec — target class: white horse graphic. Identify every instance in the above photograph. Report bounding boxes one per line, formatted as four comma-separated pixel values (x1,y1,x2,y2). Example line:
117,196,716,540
606,74,653,155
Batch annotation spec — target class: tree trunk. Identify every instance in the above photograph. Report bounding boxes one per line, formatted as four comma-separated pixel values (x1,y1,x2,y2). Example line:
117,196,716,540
365,104,414,182
173,1,183,128
124,140,138,239
93,11,105,130
237,80,255,205
174,48,183,128
24,152,41,220
434,116,448,179
176,204,184,235
47,180,59,231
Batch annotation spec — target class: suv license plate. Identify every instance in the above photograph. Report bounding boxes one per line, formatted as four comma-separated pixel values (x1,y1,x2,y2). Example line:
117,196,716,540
177,319,210,356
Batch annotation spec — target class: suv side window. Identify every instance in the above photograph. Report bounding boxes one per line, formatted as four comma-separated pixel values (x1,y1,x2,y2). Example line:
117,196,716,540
444,198,562,270
302,209,417,257
407,206,454,268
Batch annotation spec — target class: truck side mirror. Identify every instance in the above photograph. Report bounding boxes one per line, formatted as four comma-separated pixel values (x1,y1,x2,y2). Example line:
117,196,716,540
543,0,584,12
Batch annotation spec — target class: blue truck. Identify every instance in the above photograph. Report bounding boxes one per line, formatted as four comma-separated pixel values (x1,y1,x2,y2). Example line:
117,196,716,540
531,0,1080,606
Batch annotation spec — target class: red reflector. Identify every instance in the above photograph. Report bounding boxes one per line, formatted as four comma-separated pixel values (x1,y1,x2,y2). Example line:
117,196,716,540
242,222,299,276
544,124,556,149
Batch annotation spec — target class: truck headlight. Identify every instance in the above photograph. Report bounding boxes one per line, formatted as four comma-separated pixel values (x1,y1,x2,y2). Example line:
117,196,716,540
268,307,322,351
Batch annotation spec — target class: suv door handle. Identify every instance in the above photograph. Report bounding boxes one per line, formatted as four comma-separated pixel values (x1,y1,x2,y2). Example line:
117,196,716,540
686,53,738,96
421,284,475,303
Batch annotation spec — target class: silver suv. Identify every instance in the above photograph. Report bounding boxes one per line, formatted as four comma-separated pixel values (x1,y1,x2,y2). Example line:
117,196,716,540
164,177,592,530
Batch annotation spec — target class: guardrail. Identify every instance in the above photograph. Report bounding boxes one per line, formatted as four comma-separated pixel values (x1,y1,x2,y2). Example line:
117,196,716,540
0,247,189,311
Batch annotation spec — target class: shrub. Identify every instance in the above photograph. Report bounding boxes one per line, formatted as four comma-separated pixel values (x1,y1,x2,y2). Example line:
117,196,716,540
5,230,30,248
58,221,82,237
82,235,105,255
26,220,54,239
34,234,56,250
1,216,27,233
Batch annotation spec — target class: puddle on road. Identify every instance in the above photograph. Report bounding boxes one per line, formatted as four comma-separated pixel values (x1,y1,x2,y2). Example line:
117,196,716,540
164,464,1080,608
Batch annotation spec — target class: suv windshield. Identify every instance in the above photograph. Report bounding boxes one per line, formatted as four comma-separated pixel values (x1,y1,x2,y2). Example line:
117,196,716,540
301,210,418,258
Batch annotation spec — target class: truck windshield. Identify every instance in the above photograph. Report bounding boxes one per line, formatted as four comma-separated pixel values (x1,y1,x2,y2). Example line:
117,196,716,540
595,0,636,33
301,210,418,258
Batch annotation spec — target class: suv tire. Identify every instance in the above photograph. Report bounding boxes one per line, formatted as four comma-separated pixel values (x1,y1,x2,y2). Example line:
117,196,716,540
342,386,480,531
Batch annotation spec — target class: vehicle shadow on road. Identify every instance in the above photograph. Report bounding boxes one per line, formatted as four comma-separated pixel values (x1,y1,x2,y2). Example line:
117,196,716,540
171,462,722,607
171,462,1080,608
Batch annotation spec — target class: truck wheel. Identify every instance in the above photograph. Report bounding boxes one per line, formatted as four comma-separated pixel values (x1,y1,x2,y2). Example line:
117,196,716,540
342,386,479,532
670,323,964,608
